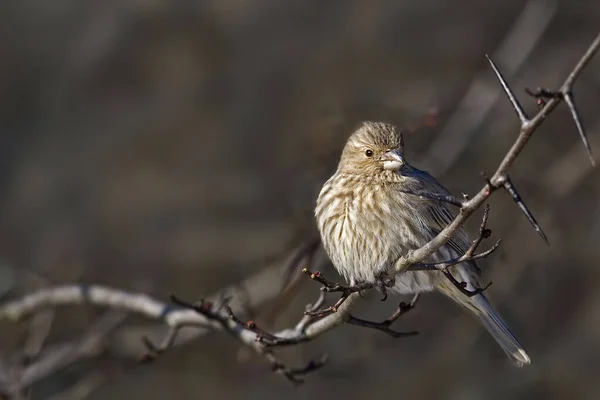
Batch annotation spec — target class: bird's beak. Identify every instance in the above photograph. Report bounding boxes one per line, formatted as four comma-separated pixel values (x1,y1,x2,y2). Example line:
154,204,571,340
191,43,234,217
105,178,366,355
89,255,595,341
382,149,404,171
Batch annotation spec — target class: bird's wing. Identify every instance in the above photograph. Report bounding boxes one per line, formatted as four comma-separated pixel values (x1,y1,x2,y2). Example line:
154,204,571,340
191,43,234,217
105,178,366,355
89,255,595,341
426,204,472,257
395,167,480,274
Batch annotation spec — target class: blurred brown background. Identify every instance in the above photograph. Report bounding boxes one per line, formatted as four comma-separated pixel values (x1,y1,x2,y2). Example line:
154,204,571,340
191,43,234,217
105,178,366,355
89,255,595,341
0,0,599,399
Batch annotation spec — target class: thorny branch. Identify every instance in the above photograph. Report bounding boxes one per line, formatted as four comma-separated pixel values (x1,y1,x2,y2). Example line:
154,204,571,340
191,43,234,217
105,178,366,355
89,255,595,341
525,87,595,166
396,34,599,269
297,32,600,344
0,33,597,393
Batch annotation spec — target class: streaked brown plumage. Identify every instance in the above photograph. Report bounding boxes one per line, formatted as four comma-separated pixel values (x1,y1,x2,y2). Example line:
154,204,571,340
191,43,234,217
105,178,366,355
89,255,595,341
315,121,530,366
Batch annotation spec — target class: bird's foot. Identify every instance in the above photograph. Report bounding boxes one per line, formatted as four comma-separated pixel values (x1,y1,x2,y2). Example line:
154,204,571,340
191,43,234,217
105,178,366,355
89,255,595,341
373,271,396,302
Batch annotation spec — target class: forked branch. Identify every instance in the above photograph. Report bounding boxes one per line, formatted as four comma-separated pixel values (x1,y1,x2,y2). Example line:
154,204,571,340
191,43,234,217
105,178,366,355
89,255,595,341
346,294,420,337
298,32,599,349
153,295,326,384
0,33,597,391
393,33,599,275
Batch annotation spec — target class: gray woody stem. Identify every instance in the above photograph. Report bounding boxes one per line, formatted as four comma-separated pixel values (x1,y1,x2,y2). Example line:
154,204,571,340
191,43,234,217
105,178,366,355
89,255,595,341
0,32,598,390
395,32,599,273
308,32,599,341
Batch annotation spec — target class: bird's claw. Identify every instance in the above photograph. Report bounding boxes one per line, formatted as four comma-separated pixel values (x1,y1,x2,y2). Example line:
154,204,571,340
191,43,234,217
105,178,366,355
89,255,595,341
374,272,395,301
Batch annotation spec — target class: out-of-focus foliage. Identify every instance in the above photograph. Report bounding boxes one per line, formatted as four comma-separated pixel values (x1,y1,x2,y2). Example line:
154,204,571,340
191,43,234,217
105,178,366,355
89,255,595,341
0,1,599,399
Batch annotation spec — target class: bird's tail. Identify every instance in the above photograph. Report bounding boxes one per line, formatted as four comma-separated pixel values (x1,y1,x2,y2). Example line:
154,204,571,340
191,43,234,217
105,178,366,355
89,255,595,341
437,274,530,367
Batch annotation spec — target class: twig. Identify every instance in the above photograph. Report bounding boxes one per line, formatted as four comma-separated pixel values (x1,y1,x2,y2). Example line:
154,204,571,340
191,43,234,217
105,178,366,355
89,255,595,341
301,268,394,317
296,33,600,347
347,294,420,337
0,254,304,391
294,292,327,333
391,34,599,275
171,35,599,372
410,204,501,272
0,33,597,391
265,353,328,385
166,295,325,384
408,205,498,297
525,87,595,166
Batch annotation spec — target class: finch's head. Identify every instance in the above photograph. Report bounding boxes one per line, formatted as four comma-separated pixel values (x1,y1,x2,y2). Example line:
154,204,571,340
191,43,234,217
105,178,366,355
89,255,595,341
338,121,406,176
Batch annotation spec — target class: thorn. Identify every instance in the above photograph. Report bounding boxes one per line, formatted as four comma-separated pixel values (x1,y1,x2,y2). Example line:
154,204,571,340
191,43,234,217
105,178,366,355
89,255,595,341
564,91,595,166
502,176,549,245
525,87,595,166
486,54,529,124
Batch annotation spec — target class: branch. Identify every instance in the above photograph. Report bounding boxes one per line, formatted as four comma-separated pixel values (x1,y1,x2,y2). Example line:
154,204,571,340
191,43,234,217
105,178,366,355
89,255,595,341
406,204,497,296
161,295,327,384
0,241,314,391
346,294,420,337
294,32,600,345
306,204,498,308
394,33,599,271
410,204,501,272
525,87,595,166
0,311,126,398
0,33,597,391
0,238,329,389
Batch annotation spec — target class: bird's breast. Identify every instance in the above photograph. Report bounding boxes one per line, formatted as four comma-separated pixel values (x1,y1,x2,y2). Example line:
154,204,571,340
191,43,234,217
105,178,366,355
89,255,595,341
315,176,404,283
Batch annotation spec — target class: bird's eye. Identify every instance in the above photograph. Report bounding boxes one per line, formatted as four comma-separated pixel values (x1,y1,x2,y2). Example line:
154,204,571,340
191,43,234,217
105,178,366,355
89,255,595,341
365,149,373,157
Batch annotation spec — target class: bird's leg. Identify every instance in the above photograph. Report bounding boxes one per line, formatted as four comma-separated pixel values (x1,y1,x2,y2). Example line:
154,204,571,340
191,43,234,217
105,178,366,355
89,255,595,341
347,294,420,337
373,271,396,301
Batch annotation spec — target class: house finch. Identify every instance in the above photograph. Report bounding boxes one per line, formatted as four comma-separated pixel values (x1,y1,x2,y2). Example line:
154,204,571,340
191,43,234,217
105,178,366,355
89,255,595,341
315,121,530,366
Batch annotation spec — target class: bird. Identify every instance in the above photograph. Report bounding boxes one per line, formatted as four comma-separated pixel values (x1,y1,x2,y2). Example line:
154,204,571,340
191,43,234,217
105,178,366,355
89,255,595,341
315,121,530,366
